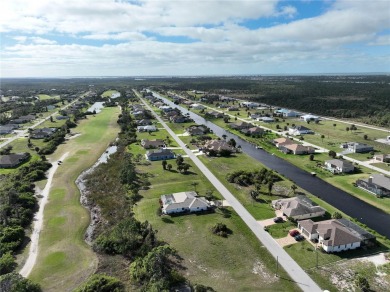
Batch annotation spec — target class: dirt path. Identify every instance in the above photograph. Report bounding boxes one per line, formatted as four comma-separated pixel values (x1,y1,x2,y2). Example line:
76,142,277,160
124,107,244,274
19,152,69,278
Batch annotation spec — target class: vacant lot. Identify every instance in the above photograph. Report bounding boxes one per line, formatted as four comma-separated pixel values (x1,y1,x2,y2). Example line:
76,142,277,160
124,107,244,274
28,107,120,291
133,154,299,291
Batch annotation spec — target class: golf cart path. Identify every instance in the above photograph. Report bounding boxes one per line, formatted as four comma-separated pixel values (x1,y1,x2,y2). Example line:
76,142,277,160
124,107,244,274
19,152,69,278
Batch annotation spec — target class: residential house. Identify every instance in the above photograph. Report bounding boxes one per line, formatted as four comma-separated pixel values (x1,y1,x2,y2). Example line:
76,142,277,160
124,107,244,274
137,125,157,132
250,113,262,120
340,142,374,153
205,111,224,118
241,102,259,108
275,108,299,117
273,137,295,148
280,144,315,155
227,106,239,111
30,128,57,139
170,115,189,123
141,139,165,149
160,191,211,214
0,153,30,168
300,114,319,122
11,114,36,124
146,149,175,161
288,125,314,136
241,126,264,137
373,154,390,163
324,159,355,174
356,174,390,197
258,117,274,123
202,139,235,155
0,124,19,135
272,195,326,220
159,105,174,112
186,125,208,136
298,218,376,253
190,104,205,110
136,119,153,126
229,121,252,130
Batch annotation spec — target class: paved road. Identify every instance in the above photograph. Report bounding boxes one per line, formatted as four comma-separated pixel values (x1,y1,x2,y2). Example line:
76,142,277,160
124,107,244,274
138,93,322,292
174,93,390,177
0,95,83,149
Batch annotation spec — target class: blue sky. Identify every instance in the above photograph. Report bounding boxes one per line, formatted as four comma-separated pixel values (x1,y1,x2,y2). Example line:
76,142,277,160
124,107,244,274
0,0,389,77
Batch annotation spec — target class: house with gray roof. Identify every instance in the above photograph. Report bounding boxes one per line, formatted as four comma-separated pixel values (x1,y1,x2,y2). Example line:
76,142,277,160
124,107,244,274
0,153,30,168
0,124,19,135
146,149,175,161
356,174,390,197
30,128,57,139
340,142,374,153
141,139,165,149
298,218,376,253
288,125,314,136
325,159,355,174
160,191,211,214
272,195,326,220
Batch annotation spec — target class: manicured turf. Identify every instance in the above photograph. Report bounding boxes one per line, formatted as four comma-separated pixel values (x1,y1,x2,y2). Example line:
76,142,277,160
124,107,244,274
101,90,119,98
28,106,120,291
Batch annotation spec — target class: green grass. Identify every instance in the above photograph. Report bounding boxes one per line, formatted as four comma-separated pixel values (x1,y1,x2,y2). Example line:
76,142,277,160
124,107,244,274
37,94,60,100
371,162,390,171
28,106,121,291
101,90,119,98
133,153,299,291
267,221,297,238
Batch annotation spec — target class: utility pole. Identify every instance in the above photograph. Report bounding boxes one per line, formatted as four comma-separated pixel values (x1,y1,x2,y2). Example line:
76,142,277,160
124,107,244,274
316,245,319,268
276,256,279,277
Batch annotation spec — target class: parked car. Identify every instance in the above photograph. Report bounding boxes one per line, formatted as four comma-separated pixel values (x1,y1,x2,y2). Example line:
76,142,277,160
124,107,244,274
294,235,305,241
289,230,299,237
273,217,284,223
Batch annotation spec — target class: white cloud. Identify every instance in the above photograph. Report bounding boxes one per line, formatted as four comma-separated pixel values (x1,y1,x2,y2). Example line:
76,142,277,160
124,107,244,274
0,0,389,77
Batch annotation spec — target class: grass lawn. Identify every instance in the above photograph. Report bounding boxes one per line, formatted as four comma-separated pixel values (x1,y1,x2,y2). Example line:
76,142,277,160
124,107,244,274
101,90,119,98
371,162,390,171
28,107,120,291
198,153,294,220
284,240,389,291
267,221,297,238
37,94,60,100
133,154,299,291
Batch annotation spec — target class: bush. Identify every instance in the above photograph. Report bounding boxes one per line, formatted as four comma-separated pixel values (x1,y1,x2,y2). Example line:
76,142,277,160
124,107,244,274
74,274,124,292
0,252,16,275
211,223,231,237
0,272,41,292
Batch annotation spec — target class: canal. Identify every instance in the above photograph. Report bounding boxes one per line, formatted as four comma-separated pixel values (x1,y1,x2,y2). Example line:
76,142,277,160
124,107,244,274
152,91,390,239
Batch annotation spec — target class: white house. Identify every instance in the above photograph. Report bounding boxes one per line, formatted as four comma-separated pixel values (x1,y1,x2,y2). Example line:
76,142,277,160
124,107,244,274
137,125,157,132
160,191,211,214
241,101,259,108
288,125,314,136
324,159,355,173
298,218,375,253
258,117,274,123
190,103,206,110
300,114,319,122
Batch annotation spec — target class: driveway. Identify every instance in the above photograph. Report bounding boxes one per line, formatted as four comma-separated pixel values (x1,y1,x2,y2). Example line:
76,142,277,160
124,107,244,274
138,91,322,292
276,235,299,247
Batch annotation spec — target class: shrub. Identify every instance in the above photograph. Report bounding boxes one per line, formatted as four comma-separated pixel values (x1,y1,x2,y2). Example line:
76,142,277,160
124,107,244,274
74,274,124,292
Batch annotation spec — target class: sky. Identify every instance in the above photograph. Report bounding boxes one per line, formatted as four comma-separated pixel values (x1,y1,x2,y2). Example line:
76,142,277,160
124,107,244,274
0,0,389,77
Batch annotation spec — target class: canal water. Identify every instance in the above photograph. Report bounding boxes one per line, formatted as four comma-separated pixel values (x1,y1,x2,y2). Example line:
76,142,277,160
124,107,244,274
152,91,390,238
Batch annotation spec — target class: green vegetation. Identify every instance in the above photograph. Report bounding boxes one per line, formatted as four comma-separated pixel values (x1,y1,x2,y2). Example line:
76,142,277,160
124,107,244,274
0,272,42,292
74,274,124,292
28,106,120,291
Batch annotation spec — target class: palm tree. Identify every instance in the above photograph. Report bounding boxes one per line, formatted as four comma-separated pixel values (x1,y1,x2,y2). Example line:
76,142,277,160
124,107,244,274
190,182,199,192
290,184,297,195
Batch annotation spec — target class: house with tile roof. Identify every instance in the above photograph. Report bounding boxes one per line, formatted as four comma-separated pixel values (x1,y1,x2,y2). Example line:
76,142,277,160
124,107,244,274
298,218,376,253
141,139,166,149
272,195,326,220
160,191,211,214
280,143,315,155
273,137,294,148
